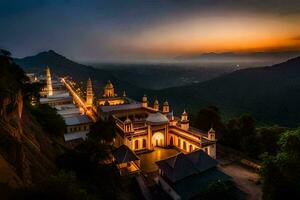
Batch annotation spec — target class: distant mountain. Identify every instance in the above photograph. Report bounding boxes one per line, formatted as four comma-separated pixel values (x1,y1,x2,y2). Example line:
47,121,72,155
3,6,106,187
175,51,300,65
14,50,147,99
15,50,300,126
157,56,300,127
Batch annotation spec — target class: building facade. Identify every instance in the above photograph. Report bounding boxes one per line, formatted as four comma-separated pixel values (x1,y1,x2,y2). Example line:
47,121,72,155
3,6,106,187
98,81,217,158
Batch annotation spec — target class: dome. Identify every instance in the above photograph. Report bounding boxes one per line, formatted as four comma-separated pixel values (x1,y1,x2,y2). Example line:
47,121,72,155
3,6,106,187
124,117,132,124
146,113,169,125
105,80,114,89
154,99,159,105
163,100,169,106
182,110,188,116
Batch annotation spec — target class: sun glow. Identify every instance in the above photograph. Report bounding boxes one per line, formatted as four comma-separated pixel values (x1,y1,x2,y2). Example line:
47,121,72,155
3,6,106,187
117,13,300,56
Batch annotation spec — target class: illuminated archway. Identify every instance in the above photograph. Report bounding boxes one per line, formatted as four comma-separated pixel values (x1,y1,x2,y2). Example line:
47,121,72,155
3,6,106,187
152,132,164,147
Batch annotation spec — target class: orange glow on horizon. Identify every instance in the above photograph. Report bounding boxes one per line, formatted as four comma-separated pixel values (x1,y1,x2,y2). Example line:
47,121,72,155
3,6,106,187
115,13,300,56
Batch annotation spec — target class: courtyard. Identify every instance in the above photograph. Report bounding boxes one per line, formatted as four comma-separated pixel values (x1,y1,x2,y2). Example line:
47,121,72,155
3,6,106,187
138,147,179,172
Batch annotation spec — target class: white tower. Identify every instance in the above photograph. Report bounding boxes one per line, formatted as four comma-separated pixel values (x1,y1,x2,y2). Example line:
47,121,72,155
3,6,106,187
46,66,53,96
86,78,93,108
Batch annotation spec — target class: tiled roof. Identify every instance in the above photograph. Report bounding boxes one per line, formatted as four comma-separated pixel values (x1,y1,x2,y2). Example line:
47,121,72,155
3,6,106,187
156,149,218,182
157,153,198,182
114,145,140,164
174,168,231,200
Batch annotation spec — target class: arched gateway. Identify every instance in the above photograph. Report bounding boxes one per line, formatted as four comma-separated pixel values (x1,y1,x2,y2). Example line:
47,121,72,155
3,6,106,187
152,132,164,147
146,113,169,148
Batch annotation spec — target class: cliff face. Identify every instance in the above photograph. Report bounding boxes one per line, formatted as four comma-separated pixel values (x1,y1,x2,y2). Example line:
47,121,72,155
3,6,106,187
0,50,62,187
0,93,60,187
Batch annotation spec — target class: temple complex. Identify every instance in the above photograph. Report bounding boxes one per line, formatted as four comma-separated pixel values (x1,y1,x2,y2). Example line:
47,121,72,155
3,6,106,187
97,81,217,159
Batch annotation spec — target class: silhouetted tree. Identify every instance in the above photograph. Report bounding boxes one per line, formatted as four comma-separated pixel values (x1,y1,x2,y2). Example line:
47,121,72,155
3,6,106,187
192,106,226,138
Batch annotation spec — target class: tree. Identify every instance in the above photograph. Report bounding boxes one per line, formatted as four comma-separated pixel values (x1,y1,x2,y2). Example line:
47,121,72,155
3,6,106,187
261,129,300,200
200,180,237,200
88,118,116,143
29,104,66,137
10,171,89,200
192,106,226,138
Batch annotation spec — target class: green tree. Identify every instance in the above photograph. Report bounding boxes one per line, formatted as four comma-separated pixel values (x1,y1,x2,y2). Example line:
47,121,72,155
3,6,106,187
29,104,66,137
261,129,300,200
192,106,226,137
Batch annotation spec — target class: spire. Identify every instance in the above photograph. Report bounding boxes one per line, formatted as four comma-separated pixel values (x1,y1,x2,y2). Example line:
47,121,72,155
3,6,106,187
46,66,53,96
86,78,93,107
123,90,126,97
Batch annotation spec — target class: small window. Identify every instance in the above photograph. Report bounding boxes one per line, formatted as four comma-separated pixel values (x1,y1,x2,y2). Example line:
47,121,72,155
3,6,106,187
142,139,146,148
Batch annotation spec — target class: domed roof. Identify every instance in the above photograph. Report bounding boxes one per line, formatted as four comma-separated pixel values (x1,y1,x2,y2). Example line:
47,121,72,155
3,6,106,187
105,80,114,89
182,110,188,116
154,99,159,105
163,100,169,106
124,117,132,124
146,113,169,125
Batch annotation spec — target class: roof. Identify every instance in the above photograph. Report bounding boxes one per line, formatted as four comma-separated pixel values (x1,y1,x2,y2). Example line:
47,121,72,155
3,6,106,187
55,104,81,117
146,113,169,125
63,115,92,126
105,80,114,89
156,153,197,182
114,145,140,164
64,131,88,142
186,150,218,173
156,149,218,182
40,92,72,103
55,103,77,110
174,168,231,200
100,102,142,113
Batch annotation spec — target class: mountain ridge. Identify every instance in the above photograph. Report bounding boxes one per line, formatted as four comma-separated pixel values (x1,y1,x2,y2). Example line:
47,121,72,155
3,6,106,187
157,56,300,126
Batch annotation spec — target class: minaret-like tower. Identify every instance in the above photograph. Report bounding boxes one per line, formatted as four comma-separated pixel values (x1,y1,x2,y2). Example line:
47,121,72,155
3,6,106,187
208,128,216,141
180,110,189,130
163,100,169,113
153,99,159,111
46,66,53,96
86,78,93,108
142,95,148,107
124,117,133,133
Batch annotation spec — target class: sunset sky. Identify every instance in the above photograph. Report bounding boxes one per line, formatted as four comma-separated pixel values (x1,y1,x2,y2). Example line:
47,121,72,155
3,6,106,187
0,0,300,61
